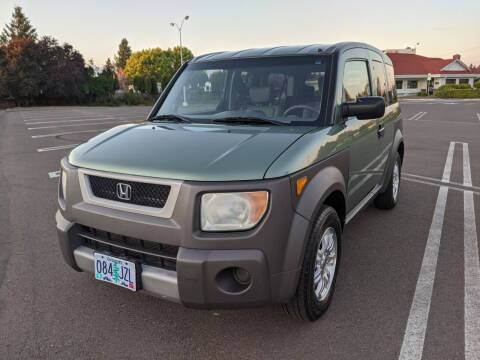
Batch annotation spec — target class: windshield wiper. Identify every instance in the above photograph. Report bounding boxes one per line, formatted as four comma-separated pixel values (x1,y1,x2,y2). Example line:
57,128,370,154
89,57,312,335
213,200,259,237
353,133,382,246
212,117,284,126
149,114,192,123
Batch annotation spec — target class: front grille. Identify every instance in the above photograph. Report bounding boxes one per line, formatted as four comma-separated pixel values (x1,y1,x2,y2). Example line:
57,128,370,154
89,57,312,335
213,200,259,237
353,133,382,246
78,226,178,271
88,175,171,208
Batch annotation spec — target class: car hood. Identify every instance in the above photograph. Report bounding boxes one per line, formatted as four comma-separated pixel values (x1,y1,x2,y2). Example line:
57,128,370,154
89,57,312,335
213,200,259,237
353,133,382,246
68,122,313,181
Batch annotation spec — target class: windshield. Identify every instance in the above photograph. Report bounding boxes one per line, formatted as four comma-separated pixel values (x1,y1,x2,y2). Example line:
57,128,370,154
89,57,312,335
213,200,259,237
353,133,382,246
155,56,330,126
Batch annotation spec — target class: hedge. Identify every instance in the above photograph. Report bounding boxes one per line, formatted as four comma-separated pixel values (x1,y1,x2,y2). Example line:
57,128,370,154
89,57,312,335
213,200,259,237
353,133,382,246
474,81,480,89
434,88,480,98
120,91,145,105
441,83,471,89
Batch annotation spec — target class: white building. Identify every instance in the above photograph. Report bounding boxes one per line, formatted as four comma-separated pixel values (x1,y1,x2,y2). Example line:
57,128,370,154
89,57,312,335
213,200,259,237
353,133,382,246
385,49,480,96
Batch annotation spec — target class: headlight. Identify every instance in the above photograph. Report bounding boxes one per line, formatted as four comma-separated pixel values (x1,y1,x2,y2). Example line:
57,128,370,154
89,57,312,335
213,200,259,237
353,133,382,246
201,191,269,231
61,170,67,200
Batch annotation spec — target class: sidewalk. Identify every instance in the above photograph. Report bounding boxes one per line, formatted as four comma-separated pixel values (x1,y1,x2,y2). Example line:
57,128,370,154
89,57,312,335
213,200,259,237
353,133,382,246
399,97,480,102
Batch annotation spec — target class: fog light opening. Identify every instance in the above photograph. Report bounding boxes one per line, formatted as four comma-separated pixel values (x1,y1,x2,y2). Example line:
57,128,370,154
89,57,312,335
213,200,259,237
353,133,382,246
215,267,252,294
233,267,252,285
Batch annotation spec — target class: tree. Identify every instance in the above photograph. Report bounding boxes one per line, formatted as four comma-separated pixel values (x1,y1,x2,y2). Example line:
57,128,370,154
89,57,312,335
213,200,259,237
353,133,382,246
168,46,194,70
82,58,119,103
0,6,37,45
0,34,87,105
0,46,7,97
123,46,194,89
36,36,87,105
105,57,115,73
0,38,43,105
114,38,132,70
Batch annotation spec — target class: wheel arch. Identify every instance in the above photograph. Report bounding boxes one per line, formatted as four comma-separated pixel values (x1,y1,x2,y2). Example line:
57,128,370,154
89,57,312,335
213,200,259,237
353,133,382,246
398,140,404,164
281,150,348,278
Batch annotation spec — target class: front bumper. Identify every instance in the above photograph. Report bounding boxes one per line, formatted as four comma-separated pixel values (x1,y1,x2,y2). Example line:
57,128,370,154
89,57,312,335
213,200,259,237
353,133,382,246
57,209,279,307
56,160,310,308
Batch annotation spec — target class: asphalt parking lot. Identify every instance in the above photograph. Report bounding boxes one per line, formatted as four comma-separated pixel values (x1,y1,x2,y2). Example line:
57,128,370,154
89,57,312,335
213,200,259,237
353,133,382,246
0,100,479,359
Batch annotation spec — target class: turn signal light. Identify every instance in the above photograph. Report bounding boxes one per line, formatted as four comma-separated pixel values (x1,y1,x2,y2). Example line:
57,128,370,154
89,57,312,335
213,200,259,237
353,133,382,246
296,176,308,196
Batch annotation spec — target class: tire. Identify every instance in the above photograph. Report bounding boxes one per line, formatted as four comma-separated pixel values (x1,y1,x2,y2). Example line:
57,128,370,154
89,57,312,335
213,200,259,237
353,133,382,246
283,206,342,321
374,153,401,210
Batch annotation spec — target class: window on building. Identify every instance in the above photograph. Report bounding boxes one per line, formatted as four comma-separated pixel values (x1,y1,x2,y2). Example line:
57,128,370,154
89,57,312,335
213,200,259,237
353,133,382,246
446,79,456,84
407,80,418,89
342,61,371,102
395,80,403,89
459,79,469,84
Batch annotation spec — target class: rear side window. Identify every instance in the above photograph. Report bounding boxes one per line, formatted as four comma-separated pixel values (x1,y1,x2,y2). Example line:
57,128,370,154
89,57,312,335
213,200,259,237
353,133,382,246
385,64,398,104
371,60,388,103
343,61,371,102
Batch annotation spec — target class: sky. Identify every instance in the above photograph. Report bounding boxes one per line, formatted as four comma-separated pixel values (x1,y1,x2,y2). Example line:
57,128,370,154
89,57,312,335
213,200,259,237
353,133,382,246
1,0,479,67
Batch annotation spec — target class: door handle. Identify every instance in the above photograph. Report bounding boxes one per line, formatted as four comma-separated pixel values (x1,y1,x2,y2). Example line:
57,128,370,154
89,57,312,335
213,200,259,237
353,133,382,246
377,124,385,138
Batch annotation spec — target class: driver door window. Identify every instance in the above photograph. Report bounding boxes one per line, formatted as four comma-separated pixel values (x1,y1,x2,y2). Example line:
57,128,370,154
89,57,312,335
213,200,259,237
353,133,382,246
343,59,379,211
343,61,371,102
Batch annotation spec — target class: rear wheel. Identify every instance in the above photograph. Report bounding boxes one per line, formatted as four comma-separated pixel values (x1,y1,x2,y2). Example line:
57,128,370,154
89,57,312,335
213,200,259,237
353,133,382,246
283,206,341,321
374,153,401,210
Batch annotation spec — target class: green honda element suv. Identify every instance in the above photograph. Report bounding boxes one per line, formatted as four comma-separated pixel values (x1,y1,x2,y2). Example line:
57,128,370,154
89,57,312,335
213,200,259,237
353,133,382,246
56,42,403,321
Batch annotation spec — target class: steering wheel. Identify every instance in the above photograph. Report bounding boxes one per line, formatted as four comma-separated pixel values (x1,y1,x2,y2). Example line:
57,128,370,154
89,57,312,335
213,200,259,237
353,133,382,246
283,105,317,118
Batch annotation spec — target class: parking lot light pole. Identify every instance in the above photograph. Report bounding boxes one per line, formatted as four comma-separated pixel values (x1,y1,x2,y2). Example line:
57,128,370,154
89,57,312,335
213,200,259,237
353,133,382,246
170,15,189,65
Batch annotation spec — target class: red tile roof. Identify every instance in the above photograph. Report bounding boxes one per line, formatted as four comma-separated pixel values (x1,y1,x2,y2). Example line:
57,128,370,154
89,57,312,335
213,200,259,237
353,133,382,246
386,53,480,75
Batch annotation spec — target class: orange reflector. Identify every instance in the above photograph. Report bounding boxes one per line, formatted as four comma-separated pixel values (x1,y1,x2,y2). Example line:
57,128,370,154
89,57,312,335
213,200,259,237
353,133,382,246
296,176,308,196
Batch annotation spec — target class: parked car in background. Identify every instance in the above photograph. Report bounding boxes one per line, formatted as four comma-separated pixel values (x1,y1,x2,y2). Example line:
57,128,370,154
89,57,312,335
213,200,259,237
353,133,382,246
56,42,403,321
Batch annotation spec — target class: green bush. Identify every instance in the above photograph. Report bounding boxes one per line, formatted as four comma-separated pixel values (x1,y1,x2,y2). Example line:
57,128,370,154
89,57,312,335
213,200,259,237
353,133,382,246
434,87,480,99
120,91,144,105
439,83,471,90
474,81,480,89
417,91,428,96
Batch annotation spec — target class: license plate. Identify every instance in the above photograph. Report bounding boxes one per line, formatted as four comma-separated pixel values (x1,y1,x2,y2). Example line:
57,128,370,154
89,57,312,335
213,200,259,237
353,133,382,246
94,253,137,291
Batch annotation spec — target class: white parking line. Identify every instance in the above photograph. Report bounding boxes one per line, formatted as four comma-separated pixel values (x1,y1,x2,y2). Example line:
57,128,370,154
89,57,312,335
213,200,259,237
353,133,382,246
403,172,480,192
37,144,79,152
25,117,114,124
442,142,455,183
27,120,128,130
403,176,480,197
463,143,480,360
399,141,454,360
48,170,60,179
476,113,480,122
415,112,427,120
31,128,110,138
406,112,422,121
23,113,108,121
407,112,427,121
24,114,145,123
406,119,478,126
463,143,472,187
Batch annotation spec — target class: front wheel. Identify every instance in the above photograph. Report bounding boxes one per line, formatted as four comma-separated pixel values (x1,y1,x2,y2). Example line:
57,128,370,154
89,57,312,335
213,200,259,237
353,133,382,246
283,206,342,321
374,152,401,209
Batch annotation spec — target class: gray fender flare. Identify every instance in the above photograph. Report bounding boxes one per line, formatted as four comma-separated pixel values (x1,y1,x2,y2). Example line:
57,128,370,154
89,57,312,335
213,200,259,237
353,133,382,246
283,150,348,273
381,127,404,192
295,167,347,221
273,158,348,303
393,127,404,160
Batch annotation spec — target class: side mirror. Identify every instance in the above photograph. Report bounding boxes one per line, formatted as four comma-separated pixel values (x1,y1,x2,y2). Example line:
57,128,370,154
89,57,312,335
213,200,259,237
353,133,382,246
342,96,385,120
